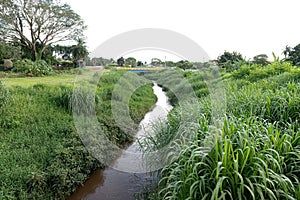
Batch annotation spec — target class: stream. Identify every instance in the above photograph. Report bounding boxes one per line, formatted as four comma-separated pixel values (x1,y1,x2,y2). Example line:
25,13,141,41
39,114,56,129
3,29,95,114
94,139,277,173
68,82,173,200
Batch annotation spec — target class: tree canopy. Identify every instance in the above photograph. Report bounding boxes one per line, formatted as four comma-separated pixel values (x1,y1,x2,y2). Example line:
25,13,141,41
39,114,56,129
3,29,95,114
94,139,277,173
0,0,86,61
283,44,300,66
252,54,269,66
217,51,245,72
117,57,125,66
0,42,21,61
125,57,136,67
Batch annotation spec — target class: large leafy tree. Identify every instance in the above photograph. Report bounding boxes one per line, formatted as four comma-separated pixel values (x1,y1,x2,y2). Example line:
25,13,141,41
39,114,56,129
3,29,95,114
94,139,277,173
125,57,136,67
0,0,86,61
176,60,193,70
283,44,300,66
217,51,245,72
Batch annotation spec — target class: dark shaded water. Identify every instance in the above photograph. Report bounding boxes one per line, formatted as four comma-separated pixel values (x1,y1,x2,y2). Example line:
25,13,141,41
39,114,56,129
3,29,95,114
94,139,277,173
68,83,172,200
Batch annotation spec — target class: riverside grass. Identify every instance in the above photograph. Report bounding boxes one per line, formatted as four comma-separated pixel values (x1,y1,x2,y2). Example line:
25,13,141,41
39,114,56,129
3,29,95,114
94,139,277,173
0,70,157,199
142,64,300,200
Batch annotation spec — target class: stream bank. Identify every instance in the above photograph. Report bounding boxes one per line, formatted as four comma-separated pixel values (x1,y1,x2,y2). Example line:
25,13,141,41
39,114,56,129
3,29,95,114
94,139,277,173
68,83,172,200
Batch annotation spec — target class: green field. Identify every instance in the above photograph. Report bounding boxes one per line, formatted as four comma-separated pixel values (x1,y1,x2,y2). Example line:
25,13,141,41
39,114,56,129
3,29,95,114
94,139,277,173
2,74,77,87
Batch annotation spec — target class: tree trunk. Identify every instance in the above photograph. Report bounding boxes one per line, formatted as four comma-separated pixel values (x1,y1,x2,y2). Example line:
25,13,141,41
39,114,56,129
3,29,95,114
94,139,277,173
34,50,42,61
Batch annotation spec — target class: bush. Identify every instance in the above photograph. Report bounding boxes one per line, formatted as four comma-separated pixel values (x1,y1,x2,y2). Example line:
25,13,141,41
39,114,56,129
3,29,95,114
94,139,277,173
232,62,294,82
13,59,52,76
3,59,13,70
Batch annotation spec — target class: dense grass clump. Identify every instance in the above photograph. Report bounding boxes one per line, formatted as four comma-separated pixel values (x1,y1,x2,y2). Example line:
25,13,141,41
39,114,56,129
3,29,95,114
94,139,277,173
0,70,157,199
0,81,9,108
143,63,300,200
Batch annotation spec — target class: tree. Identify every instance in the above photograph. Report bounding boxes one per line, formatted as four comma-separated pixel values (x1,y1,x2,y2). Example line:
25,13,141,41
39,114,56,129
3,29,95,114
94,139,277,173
0,0,86,61
91,57,114,66
252,54,269,66
71,38,88,61
137,61,144,67
217,51,245,72
283,44,300,66
151,58,162,66
125,57,136,67
117,57,125,66
176,60,193,70
165,61,176,67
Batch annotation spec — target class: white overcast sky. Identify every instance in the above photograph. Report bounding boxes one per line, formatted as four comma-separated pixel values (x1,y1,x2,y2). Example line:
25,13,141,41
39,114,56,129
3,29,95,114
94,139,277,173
63,0,300,62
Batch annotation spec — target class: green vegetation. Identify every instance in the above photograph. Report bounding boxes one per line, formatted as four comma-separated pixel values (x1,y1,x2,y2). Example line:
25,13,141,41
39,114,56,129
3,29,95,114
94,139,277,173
12,59,52,76
0,0,85,61
142,62,300,200
283,44,300,66
0,0,297,199
0,70,157,199
2,74,76,87
217,51,246,72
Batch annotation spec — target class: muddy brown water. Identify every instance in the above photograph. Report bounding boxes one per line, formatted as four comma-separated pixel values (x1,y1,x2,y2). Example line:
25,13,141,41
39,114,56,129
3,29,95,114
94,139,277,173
68,83,172,200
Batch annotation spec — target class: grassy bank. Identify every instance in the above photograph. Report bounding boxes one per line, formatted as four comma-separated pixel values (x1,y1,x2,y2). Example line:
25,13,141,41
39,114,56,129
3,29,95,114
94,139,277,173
143,64,300,199
0,70,157,199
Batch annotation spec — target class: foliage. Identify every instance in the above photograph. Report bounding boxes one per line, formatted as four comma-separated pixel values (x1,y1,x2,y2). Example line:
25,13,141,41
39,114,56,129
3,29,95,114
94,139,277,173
125,57,137,67
252,54,269,66
13,59,52,76
143,67,300,200
70,38,89,62
176,60,194,70
193,61,211,69
151,58,162,66
217,51,246,72
117,57,125,66
283,44,300,66
90,57,114,66
0,70,157,199
231,62,293,82
0,42,21,62
0,0,86,61
165,60,176,67
137,61,144,67
3,59,13,70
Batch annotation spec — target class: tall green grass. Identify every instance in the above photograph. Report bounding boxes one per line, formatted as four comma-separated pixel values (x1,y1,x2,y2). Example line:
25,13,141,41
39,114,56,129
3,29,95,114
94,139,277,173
143,64,300,200
0,70,157,199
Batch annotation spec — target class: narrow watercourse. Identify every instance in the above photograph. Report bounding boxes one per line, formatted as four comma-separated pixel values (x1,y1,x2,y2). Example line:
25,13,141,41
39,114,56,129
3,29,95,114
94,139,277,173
68,82,173,200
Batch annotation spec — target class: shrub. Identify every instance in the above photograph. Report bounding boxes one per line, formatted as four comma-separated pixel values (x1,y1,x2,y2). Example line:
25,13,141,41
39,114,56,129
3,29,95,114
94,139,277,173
3,59,13,70
232,62,294,82
13,59,52,76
